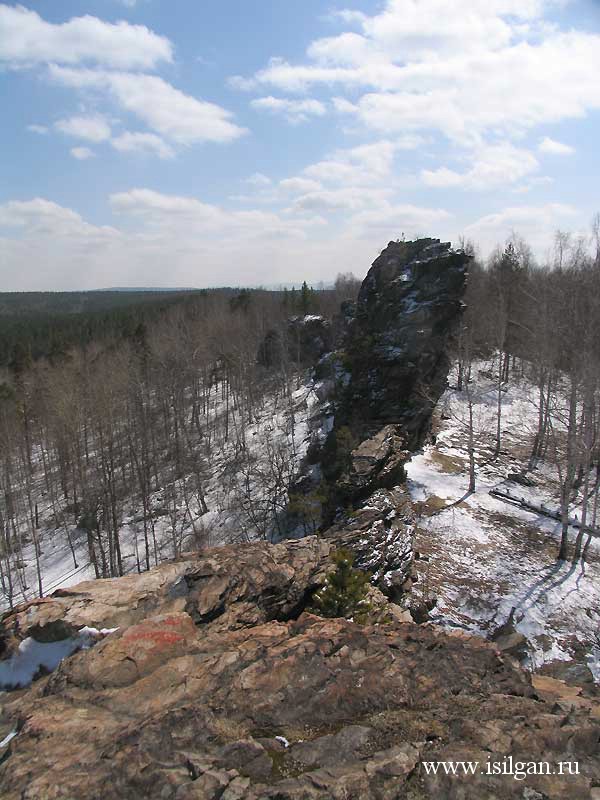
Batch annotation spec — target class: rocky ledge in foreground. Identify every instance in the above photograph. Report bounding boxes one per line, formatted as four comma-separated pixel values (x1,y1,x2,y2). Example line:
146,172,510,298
1,540,599,799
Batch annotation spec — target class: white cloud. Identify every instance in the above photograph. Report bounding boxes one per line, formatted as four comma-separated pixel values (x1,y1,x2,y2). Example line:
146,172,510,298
111,132,174,159
279,177,322,194
55,114,112,142
239,146,402,205
109,188,314,240
464,202,580,255
347,202,452,237
231,174,324,206
291,186,392,213
267,138,419,218
299,139,405,188
420,167,463,189
331,96,358,114
0,198,125,290
359,0,544,58
538,136,575,155
70,146,95,160
232,2,600,146
0,5,172,70
27,124,48,135
511,175,554,194
307,32,375,67
110,188,221,224
244,172,272,187
250,96,327,123
422,143,539,190
49,66,247,145
0,198,116,237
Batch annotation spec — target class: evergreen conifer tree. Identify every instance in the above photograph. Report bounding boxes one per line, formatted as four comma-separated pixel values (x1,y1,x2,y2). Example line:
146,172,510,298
309,548,372,622
300,281,313,315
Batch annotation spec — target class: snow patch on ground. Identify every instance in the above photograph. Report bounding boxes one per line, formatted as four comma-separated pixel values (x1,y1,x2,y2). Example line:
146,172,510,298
406,364,600,678
0,729,18,748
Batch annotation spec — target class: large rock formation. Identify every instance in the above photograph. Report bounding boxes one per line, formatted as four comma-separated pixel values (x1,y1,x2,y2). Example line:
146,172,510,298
339,238,468,448
1,540,599,799
329,424,410,509
283,239,468,603
1,538,332,643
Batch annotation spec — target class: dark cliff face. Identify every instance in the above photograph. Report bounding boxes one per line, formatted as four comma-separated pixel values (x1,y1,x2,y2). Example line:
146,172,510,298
339,237,469,449
284,238,468,579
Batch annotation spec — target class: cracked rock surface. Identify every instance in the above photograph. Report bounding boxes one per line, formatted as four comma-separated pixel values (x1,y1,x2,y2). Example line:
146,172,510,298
1,540,599,799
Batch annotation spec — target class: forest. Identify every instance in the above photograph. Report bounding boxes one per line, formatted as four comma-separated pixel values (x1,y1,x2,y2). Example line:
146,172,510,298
0,277,353,604
0,232,599,610
458,227,600,564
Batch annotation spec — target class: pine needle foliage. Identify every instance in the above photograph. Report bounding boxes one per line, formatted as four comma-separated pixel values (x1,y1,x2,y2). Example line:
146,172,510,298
309,548,372,623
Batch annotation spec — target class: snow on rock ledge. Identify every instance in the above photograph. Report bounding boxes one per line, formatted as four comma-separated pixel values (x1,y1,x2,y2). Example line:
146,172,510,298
0,626,116,691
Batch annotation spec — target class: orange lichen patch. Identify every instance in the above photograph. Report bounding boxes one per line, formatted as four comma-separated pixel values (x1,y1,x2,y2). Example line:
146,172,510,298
121,614,195,652
162,615,186,626
124,629,186,648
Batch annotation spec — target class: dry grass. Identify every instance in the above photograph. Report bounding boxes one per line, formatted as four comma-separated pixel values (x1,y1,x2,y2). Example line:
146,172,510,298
428,450,466,474
211,716,251,742
413,494,470,518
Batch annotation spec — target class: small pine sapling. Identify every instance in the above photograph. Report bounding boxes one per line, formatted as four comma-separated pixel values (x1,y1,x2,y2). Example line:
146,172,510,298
309,548,373,623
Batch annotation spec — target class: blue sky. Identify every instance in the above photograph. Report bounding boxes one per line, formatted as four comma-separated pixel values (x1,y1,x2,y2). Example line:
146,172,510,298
1,0,599,290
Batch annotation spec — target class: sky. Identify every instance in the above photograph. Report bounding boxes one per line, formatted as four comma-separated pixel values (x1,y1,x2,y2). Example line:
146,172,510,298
1,0,599,290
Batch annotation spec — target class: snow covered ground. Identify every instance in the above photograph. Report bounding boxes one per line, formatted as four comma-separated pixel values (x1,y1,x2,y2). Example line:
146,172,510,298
406,364,600,678
1,372,326,612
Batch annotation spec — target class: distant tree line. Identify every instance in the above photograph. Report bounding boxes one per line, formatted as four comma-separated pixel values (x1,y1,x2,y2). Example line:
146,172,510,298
0,290,208,368
0,279,361,370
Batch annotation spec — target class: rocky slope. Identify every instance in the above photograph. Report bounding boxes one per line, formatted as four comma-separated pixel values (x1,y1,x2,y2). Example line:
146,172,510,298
1,538,600,799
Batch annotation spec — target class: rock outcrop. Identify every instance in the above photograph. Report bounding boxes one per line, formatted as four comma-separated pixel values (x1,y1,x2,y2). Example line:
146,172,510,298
1,538,333,640
324,486,414,604
339,238,468,448
334,424,410,504
288,315,332,364
1,540,599,799
258,315,332,368
281,239,468,604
